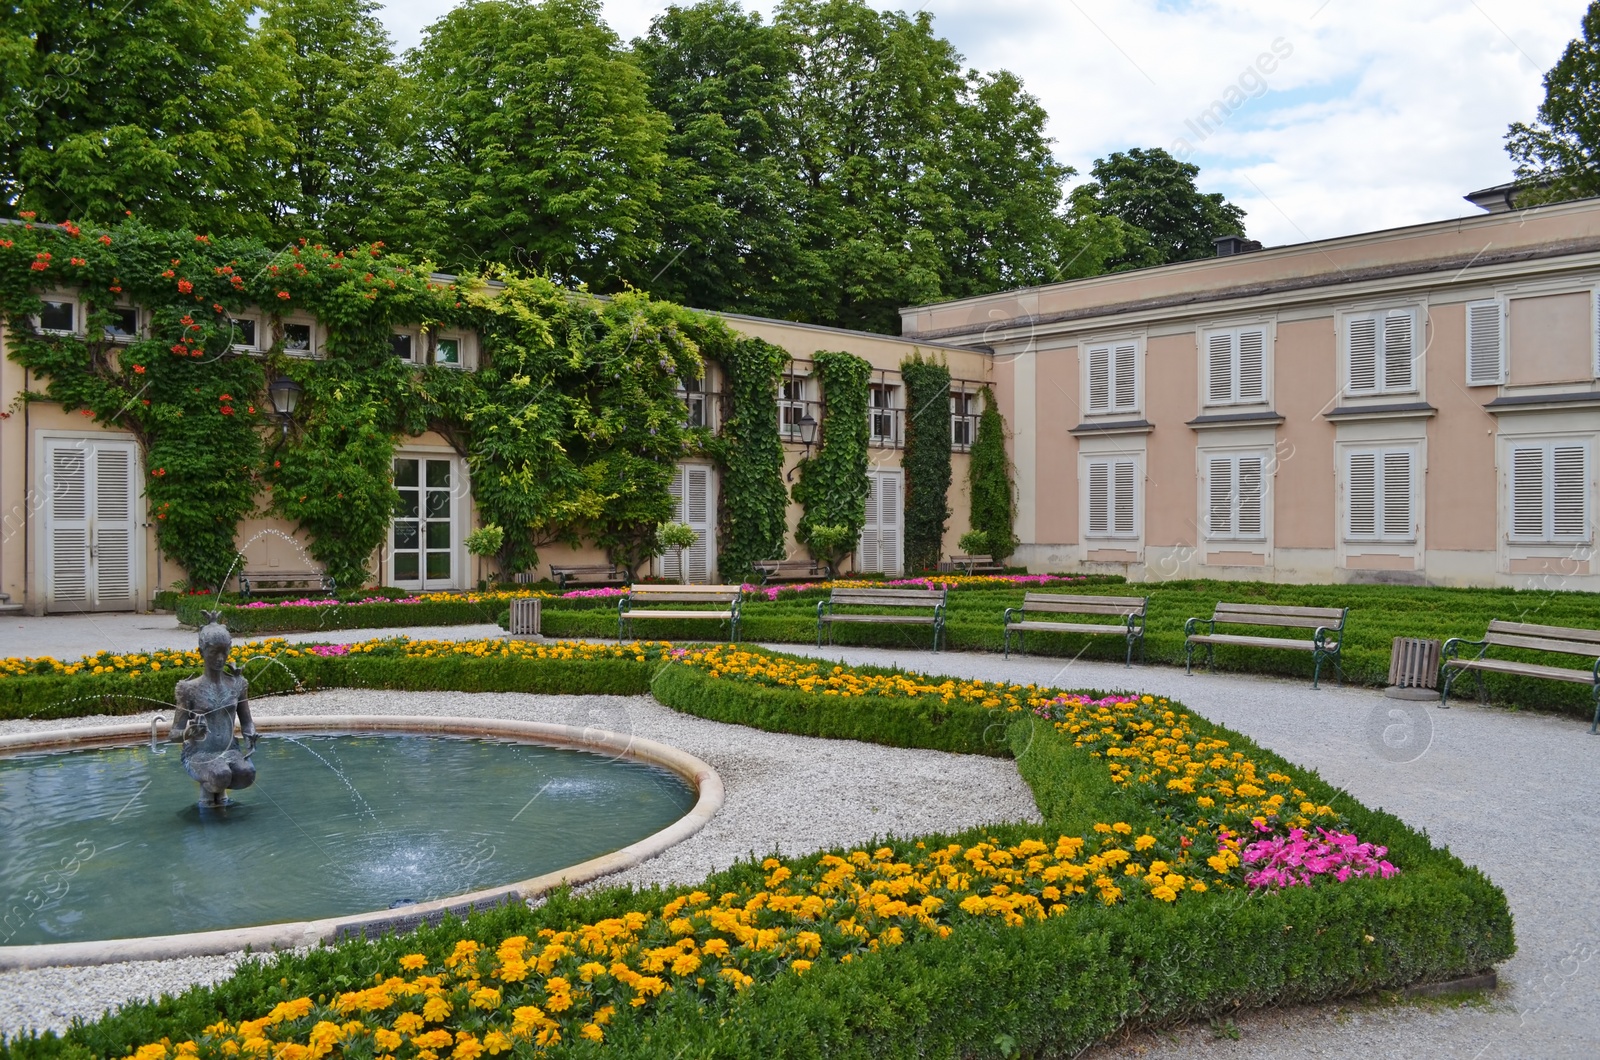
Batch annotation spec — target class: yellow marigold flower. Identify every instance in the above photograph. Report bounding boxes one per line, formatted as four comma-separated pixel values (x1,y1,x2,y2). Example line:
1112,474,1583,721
451,1033,484,1060
1134,835,1157,851
1111,822,1132,835
398,954,427,971
469,987,501,1010
421,996,452,1023
702,938,730,957
791,960,813,975
1151,886,1178,902
393,1013,425,1035
580,1024,604,1043
410,1031,452,1050
672,953,701,976
373,1030,402,1052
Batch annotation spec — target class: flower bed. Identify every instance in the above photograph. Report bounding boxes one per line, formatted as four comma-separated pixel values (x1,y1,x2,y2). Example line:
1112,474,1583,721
4,642,1512,1059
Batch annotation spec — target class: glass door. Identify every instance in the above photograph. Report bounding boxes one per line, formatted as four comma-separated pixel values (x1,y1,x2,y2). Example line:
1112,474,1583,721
392,457,457,589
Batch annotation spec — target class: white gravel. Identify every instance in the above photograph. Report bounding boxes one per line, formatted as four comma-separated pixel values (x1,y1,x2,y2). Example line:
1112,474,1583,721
0,686,1039,1037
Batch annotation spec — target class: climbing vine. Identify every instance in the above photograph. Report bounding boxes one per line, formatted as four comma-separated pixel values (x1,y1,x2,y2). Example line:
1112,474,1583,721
705,331,788,580
968,386,1017,561
900,352,952,573
791,350,871,572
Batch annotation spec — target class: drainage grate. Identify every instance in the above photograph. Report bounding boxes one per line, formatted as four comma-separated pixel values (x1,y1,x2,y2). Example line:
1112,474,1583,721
1387,637,1441,690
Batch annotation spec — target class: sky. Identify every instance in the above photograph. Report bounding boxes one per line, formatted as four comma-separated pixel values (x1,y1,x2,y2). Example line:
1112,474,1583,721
375,0,1590,249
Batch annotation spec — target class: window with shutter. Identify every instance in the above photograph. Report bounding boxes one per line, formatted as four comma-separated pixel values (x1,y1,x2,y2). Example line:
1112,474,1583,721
1383,313,1414,390
1348,318,1378,393
1508,442,1590,543
1084,458,1140,539
44,438,140,611
1087,347,1111,412
1207,457,1233,537
1207,334,1234,405
1465,301,1504,386
1237,456,1264,538
1345,447,1416,542
1113,344,1138,410
1347,311,1420,395
663,465,716,581
1203,327,1269,406
1113,461,1137,536
1237,329,1266,401
1204,453,1267,540
1087,462,1110,535
1086,342,1138,414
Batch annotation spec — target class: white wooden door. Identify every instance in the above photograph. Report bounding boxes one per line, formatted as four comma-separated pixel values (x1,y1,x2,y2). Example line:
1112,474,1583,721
857,469,903,575
44,438,139,612
391,456,460,590
662,465,715,583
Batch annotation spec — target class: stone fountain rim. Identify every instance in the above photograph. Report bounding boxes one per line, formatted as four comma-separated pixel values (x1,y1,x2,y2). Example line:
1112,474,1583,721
0,715,724,971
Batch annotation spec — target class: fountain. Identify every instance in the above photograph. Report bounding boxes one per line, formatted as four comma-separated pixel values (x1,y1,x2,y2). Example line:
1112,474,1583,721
169,611,258,807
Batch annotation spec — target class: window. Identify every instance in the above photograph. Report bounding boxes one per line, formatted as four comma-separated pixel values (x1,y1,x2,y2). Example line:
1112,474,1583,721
37,299,75,334
1345,309,1418,395
434,336,462,367
1085,458,1139,539
1205,453,1266,540
1204,327,1268,406
230,317,258,351
779,378,809,438
1509,442,1589,543
869,384,899,444
1086,341,1138,414
282,323,314,355
391,333,414,362
103,307,139,342
1345,448,1415,542
1465,300,1505,386
951,390,978,449
680,376,707,428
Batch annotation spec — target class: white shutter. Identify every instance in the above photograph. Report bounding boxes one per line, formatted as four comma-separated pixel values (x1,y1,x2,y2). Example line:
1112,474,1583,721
1237,329,1266,401
1347,452,1378,538
685,466,711,583
1380,450,1413,539
662,466,686,580
858,473,881,572
1113,460,1137,536
1087,347,1110,412
1113,343,1138,410
1593,288,1600,378
1466,301,1504,386
1511,446,1546,540
1207,457,1233,537
1236,455,1264,538
47,443,91,608
878,473,902,575
93,446,137,608
1207,333,1234,404
1348,317,1378,392
1552,445,1587,540
1383,312,1414,391
1087,462,1109,536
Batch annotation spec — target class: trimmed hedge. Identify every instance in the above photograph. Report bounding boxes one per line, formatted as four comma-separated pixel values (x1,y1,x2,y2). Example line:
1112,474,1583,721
0,648,1512,1058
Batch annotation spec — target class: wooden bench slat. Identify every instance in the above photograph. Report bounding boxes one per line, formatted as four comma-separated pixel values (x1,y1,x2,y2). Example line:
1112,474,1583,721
1188,633,1325,652
1444,657,1599,683
1214,602,1346,619
1007,620,1133,635
1021,593,1145,608
1487,619,1600,645
1213,611,1337,630
1019,601,1140,616
827,614,937,625
1483,632,1600,657
625,609,736,620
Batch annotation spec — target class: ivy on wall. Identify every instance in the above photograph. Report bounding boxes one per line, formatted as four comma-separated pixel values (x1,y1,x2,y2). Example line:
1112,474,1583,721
968,385,1017,561
0,220,719,590
900,352,952,573
791,350,871,572
706,332,788,580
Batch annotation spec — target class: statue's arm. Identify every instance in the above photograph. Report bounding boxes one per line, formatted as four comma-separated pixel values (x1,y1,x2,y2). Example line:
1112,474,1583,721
169,683,192,741
236,683,255,739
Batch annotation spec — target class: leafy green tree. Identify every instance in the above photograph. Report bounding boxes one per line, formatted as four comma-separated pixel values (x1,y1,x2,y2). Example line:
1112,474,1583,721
1506,2,1600,204
0,0,284,234
968,387,1015,561
398,0,668,287
255,0,411,247
1070,147,1246,269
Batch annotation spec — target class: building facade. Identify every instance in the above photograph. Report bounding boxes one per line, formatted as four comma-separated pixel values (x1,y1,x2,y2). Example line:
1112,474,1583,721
901,197,1600,589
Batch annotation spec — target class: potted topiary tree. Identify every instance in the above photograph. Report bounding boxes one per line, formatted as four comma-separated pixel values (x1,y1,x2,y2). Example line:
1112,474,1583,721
464,524,506,590
656,522,699,584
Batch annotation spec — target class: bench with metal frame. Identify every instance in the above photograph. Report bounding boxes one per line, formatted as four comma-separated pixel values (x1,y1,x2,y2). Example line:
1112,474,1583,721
1003,593,1148,666
1184,602,1347,689
753,559,828,584
618,584,742,642
816,587,947,651
237,570,334,597
549,564,628,591
940,553,1004,574
1440,619,1600,733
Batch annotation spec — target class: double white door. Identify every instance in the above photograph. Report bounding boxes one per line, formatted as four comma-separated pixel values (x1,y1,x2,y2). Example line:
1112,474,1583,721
661,465,715,583
43,438,139,612
391,456,460,590
857,469,903,575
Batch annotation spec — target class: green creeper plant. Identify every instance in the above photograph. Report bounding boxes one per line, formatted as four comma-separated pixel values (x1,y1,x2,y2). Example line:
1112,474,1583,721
900,352,952,572
704,330,788,580
792,350,871,572
968,386,1016,561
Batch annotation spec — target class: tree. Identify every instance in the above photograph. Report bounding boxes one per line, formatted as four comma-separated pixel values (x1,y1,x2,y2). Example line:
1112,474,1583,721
254,0,411,247
0,0,284,234
968,387,1015,561
1506,2,1600,204
399,0,668,287
1069,147,1246,270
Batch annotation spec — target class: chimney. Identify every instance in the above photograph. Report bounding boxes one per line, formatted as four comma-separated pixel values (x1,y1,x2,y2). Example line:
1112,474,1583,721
1214,235,1264,257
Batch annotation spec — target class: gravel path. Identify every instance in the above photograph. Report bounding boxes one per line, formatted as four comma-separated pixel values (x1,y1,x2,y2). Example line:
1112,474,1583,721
0,686,1038,1037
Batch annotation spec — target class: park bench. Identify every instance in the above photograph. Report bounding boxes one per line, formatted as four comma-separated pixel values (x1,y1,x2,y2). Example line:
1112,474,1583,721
816,587,947,651
1440,620,1600,733
1003,593,1148,666
549,563,627,590
753,559,827,584
618,584,742,642
237,569,334,596
1184,602,1347,689
940,553,1004,574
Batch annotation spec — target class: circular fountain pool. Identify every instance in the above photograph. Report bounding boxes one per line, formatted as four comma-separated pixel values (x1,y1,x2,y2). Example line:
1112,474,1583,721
0,718,717,965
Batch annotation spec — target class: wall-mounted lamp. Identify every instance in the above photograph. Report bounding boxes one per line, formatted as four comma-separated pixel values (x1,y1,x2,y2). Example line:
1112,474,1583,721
786,411,819,481
267,377,303,442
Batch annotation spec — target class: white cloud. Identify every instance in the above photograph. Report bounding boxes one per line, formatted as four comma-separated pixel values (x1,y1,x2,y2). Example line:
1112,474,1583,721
378,0,1587,245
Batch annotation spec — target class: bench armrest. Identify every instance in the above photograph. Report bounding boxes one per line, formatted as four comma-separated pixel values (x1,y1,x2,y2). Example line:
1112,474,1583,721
1440,637,1488,661
1183,616,1214,636
1312,625,1337,650
816,599,830,620
1003,606,1020,626
1126,610,1145,635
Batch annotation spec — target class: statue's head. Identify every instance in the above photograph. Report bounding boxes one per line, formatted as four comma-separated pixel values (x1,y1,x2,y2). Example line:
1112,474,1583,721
198,612,232,659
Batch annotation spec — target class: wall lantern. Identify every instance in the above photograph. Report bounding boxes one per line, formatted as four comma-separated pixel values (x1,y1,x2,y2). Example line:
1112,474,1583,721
268,377,303,441
786,410,820,482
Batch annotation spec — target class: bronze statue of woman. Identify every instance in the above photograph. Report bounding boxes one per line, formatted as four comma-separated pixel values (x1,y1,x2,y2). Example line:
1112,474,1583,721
170,611,258,806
